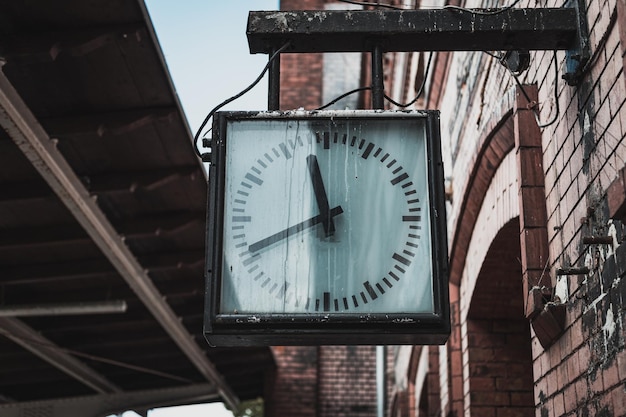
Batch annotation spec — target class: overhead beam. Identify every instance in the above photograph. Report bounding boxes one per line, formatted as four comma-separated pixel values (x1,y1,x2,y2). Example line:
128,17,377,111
0,70,239,409
247,8,579,53
40,107,178,138
0,317,120,394
0,383,219,417
5,24,144,63
0,301,127,317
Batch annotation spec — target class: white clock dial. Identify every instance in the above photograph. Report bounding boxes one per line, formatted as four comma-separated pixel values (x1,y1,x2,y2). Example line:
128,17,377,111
220,115,434,315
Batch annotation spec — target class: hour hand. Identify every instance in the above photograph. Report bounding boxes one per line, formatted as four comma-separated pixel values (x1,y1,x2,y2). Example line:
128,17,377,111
307,154,334,236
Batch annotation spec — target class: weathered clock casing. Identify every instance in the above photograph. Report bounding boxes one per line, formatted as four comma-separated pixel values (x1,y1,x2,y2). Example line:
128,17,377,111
204,110,449,346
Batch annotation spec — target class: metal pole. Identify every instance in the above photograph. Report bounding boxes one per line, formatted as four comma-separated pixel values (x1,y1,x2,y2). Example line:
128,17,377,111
268,46,281,111
371,44,385,110
376,345,386,417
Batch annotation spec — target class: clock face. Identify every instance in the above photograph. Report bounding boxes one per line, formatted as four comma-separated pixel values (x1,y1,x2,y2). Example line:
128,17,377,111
218,114,434,315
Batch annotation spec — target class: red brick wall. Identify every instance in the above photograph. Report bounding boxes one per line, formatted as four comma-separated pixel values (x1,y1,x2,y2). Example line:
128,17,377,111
317,346,378,417
465,318,534,417
279,0,324,110
266,346,318,417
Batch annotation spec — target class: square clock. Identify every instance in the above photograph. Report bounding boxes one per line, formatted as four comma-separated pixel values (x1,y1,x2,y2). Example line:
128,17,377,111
204,110,449,346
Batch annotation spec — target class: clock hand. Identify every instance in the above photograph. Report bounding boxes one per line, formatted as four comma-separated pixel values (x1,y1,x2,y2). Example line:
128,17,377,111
248,205,343,253
306,154,334,236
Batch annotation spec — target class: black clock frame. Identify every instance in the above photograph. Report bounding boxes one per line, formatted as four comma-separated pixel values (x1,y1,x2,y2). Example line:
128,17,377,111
204,110,450,346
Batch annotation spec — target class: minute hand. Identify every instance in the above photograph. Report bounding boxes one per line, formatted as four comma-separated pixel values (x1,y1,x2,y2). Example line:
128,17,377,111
248,206,343,253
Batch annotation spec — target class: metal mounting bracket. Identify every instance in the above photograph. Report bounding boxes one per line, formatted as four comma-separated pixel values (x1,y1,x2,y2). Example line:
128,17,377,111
562,0,591,85
247,7,591,109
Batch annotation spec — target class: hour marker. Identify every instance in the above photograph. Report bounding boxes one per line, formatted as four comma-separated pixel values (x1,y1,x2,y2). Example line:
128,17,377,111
405,190,417,196
233,208,245,213
234,199,246,204
264,153,273,162
364,281,378,300
333,132,339,143
409,207,421,212
272,148,280,158
343,297,349,310
324,292,330,312
253,272,264,281
406,241,419,248
235,242,247,248
350,136,357,146
389,271,400,281
242,255,259,266
380,153,389,163
408,198,420,204
334,299,339,311
401,181,413,188
352,295,359,308
376,283,385,294
233,234,245,239
341,133,348,144
248,265,259,273
245,173,263,186
383,278,393,288
279,143,292,159
387,159,396,168
373,147,382,157
361,142,375,159
237,190,249,197
358,139,365,149
251,166,261,175
403,215,421,222
315,299,320,312
360,291,368,304
232,215,251,222
403,250,415,257
395,264,406,273
392,166,403,174
232,225,244,230
391,173,409,185
241,182,252,189
324,132,330,149
257,159,267,168
261,277,271,288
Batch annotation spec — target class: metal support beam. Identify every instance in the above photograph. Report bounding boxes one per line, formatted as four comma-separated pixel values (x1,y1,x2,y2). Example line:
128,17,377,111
0,317,120,394
0,69,239,410
371,44,384,110
247,9,580,54
268,46,281,111
0,301,127,317
0,383,219,417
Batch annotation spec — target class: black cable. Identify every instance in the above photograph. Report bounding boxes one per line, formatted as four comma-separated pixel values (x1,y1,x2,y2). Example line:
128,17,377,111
193,42,291,159
537,51,560,128
443,0,523,15
498,50,560,128
337,0,405,9
315,86,373,110
384,52,433,108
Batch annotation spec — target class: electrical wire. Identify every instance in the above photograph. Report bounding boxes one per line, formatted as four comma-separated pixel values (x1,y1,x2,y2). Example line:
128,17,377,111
316,86,372,110
443,0,523,15
500,50,560,128
193,42,291,159
337,0,406,9
384,52,434,108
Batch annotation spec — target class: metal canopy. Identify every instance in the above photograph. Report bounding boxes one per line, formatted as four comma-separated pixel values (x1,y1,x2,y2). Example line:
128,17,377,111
247,8,580,54
0,0,274,414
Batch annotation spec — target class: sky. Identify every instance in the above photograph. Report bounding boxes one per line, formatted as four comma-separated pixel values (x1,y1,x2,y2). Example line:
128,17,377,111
112,1,279,416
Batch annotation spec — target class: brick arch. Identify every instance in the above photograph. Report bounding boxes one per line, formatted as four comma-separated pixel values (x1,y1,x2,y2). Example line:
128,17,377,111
462,217,535,417
448,106,516,286
460,151,520,323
